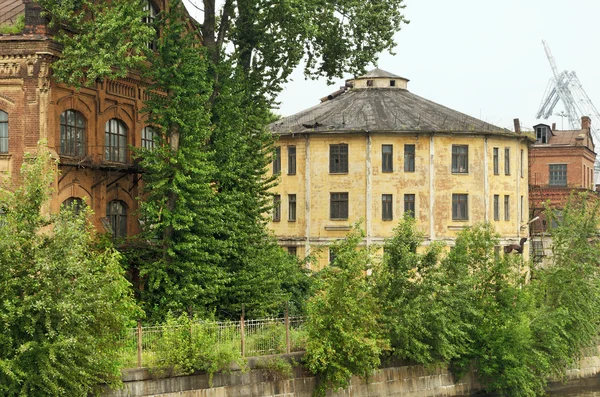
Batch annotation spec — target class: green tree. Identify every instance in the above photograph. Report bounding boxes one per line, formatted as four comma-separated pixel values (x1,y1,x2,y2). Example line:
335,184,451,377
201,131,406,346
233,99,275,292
373,215,470,365
304,226,388,397
0,149,138,397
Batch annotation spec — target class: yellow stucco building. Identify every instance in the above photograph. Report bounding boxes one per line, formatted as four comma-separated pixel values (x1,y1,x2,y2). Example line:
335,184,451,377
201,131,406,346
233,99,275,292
269,69,532,268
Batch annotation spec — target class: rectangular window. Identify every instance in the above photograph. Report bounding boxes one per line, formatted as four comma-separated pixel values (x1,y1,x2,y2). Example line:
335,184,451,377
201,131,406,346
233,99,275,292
452,145,468,173
504,195,510,221
404,144,415,172
493,148,499,175
273,146,281,174
382,145,393,173
452,194,468,220
329,247,337,264
288,194,296,221
330,192,348,219
549,164,567,186
493,195,500,221
288,146,296,175
273,195,281,222
330,144,348,173
404,194,415,218
520,149,524,178
288,246,297,256
382,194,393,220
504,147,510,175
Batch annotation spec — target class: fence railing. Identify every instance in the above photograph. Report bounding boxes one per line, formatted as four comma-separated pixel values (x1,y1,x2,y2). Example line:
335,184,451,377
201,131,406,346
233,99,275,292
118,315,306,369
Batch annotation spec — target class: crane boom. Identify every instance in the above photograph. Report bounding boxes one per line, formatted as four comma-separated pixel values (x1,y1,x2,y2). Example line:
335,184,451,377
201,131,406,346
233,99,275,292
542,40,560,78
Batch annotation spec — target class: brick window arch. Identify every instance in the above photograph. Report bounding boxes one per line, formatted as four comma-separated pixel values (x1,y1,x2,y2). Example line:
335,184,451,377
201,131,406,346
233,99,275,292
0,110,7,153
105,119,128,163
106,200,127,239
60,109,86,157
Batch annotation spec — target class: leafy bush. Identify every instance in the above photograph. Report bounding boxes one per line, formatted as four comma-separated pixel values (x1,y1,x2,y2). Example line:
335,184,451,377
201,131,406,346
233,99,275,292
254,356,294,381
0,15,24,35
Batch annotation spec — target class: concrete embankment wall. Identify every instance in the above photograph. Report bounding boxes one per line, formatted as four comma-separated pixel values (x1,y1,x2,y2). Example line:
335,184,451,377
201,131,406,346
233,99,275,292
102,348,600,397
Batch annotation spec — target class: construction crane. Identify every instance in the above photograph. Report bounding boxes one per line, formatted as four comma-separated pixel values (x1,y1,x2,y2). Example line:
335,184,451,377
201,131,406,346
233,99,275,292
536,40,600,169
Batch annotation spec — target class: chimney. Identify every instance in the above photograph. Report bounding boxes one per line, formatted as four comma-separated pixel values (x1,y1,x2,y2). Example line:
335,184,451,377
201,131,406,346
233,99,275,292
582,116,591,130
551,123,556,131
513,118,521,133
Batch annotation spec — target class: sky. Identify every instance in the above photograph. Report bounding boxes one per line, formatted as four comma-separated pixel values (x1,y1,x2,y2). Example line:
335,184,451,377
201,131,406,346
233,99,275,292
183,0,600,132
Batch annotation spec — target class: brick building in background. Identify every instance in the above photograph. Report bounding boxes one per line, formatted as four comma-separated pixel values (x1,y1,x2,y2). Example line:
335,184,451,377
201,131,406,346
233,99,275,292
528,116,597,262
0,0,166,239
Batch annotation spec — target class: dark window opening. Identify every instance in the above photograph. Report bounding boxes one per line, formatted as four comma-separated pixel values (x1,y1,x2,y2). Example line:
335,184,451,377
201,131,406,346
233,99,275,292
105,119,128,163
493,147,499,175
273,146,281,174
60,110,86,157
288,247,297,256
493,195,499,221
288,194,296,221
382,194,393,220
329,247,337,264
504,195,510,221
288,146,296,175
535,126,549,144
273,195,281,222
452,194,468,220
390,80,396,87
106,200,127,239
329,144,348,173
144,0,159,50
142,126,158,149
366,80,374,87
62,197,85,215
404,144,415,172
330,192,348,219
452,145,468,173
404,194,415,218
505,147,510,175
382,144,393,172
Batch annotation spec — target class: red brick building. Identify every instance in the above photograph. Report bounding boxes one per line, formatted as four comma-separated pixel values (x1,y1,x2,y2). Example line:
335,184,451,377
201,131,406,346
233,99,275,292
528,116,597,261
0,0,166,238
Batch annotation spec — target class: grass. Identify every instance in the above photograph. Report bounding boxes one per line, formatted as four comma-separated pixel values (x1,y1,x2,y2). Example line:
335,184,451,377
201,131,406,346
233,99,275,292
0,15,25,35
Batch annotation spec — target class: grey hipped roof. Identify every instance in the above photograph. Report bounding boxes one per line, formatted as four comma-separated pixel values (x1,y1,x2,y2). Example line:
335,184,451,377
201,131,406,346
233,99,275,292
271,80,513,136
354,67,408,80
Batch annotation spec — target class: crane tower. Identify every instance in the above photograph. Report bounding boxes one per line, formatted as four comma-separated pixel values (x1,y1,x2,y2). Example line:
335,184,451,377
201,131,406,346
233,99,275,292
536,40,600,169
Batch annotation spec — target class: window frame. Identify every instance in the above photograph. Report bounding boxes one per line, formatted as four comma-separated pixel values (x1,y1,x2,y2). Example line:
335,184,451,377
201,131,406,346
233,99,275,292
287,146,296,175
330,192,349,220
404,144,415,172
504,147,511,175
273,146,281,174
142,126,158,150
382,144,393,173
0,110,8,154
549,164,567,186
452,193,468,221
106,200,127,239
273,194,281,222
62,197,85,215
329,144,348,174
288,194,296,222
451,145,468,174
60,109,86,158
493,147,499,175
504,195,510,221
404,193,415,218
382,194,393,221
105,119,128,163
536,126,549,144
143,0,159,51
493,194,500,221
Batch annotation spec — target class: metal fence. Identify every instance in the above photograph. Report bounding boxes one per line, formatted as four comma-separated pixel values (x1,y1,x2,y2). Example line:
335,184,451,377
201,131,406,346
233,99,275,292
118,315,306,369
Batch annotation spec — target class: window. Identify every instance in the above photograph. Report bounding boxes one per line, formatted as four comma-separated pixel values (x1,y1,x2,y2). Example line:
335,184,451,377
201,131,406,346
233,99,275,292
404,144,415,172
273,195,281,222
288,146,296,175
382,194,393,221
493,148,499,175
288,247,297,256
288,194,296,221
329,144,348,173
105,119,128,163
382,145,393,173
143,0,159,50
404,194,415,218
273,146,281,174
504,195,510,221
62,197,84,215
367,79,374,87
452,194,468,220
0,110,8,153
452,145,468,173
142,126,158,149
106,200,127,239
60,110,86,157
493,195,499,221
329,247,337,264
390,80,396,87
535,125,549,144
549,164,567,186
520,149,524,178
330,192,348,219
504,147,510,175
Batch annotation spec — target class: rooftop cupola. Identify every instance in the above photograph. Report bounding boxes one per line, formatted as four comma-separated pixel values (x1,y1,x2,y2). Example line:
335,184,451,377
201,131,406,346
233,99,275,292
348,67,409,90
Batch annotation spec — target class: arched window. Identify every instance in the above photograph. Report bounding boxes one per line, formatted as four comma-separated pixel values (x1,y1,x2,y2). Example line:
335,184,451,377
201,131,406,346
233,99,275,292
60,110,86,157
0,110,7,153
141,126,158,149
105,119,128,163
62,197,85,215
106,200,127,239
144,0,159,50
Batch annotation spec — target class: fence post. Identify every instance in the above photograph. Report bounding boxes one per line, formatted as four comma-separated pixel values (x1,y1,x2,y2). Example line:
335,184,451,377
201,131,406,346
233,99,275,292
285,302,290,354
137,320,143,368
240,304,245,357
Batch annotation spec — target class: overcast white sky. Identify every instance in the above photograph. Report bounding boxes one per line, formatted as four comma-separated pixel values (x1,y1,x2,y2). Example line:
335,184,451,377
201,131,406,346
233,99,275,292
184,0,600,132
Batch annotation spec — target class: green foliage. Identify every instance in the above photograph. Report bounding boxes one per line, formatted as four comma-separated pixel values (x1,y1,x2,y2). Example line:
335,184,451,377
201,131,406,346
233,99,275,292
0,148,139,397
0,14,25,34
304,225,388,397
152,313,245,385
374,215,470,365
254,356,294,381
